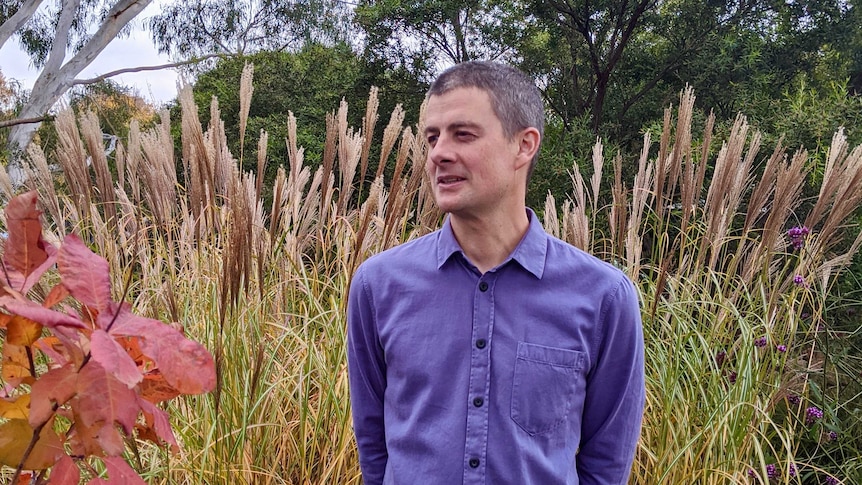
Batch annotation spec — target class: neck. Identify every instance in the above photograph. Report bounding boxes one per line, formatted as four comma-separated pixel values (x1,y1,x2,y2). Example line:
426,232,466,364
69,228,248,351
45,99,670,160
450,208,530,274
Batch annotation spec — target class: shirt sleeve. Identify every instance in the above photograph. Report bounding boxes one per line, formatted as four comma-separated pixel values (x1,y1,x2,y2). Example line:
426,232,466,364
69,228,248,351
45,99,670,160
346,265,388,484
576,274,645,484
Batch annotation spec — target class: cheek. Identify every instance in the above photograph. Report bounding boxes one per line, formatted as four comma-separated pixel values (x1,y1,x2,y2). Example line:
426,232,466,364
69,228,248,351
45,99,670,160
425,158,435,179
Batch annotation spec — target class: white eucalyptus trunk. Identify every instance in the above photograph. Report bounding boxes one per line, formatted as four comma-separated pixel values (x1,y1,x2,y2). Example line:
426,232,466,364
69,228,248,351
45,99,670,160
3,0,153,188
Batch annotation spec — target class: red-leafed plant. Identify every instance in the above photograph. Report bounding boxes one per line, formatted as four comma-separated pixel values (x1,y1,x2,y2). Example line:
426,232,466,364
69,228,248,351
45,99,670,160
0,192,216,484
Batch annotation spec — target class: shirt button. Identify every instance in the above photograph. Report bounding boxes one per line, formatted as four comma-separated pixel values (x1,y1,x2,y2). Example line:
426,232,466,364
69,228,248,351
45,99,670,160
473,397,484,407
479,281,489,292
476,339,486,349
469,458,480,468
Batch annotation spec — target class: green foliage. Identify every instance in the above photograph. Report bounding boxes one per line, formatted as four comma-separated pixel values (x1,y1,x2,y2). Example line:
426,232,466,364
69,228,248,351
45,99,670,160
193,43,366,167
148,0,352,59
69,80,158,142
191,41,426,189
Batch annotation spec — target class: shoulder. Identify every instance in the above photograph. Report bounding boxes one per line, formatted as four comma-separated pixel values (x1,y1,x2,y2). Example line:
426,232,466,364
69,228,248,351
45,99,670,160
355,229,442,282
545,235,630,285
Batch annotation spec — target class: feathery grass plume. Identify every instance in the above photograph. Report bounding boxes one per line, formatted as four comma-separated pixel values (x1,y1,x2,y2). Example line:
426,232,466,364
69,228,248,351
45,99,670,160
359,87,379,185
139,113,179,232
665,86,695,211
565,159,590,250
610,153,627,256
375,103,405,183
806,131,862,251
269,166,287,237
125,119,143,205
351,175,384,275
744,149,807,284
238,62,254,164
653,105,673,224
319,112,338,223
336,100,363,216
24,143,61,228
0,157,12,201
255,129,268,201
700,115,757,269
208,96,236,198
179,84,215,230
80,110,118,226
625,133,653,276
589,138,603,220
543,191,560,239
381,128,416,247
53,107,92,219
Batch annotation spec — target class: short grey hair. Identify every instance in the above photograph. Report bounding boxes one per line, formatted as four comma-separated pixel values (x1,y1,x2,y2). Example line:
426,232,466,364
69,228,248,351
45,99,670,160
428,61,544,184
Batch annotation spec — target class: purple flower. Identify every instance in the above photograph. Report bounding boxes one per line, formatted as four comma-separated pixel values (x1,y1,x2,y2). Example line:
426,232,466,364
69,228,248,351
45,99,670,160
806,406,824,424
825,477,839,485
728,371,737,384
715,350,727,368
829,431,838,441
766,463,777,479
788,394,801,405
788,226,810,250
755,336,767,347
793,274,806,286
747,468,757,478
776,344,787,352
790,464,797,477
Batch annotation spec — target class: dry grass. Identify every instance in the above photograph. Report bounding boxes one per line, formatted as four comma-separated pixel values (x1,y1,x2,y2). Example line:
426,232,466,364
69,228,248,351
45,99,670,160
1,81,859,484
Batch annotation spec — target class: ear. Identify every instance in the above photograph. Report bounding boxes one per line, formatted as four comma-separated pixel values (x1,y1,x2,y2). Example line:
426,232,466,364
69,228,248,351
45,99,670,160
514,127,541,170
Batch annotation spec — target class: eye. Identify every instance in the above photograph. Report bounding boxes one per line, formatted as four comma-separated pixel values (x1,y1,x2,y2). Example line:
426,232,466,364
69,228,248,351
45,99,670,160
426,134,438,146
456,131,476,141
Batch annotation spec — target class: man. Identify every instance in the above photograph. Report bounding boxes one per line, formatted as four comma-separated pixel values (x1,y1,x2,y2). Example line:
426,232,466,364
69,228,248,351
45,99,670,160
347,61,645,484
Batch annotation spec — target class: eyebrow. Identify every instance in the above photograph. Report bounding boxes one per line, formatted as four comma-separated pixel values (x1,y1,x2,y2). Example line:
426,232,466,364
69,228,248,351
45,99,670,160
424,121,483,135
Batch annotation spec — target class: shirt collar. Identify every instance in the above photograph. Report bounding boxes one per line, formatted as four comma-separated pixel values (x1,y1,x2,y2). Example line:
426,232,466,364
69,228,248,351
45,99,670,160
436,208,547,279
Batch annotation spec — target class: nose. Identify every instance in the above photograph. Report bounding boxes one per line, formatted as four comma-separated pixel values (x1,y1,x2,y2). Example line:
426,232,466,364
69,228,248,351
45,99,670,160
428,135,454,166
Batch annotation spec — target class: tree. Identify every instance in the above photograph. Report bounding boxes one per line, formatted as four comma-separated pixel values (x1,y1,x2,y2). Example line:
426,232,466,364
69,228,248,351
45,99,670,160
148,0,353,61
69,79,158,142
355,0,534,81
0,0,152,186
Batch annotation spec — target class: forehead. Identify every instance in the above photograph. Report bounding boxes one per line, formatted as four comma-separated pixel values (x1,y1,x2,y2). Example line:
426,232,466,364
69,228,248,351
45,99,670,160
424,87,499,129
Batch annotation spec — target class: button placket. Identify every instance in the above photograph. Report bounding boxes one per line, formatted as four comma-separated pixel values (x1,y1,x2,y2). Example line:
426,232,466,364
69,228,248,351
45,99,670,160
464,276,494,482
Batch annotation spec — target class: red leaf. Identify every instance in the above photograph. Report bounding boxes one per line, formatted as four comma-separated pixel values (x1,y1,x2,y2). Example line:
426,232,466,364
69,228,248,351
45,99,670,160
1,341,33,387
90,330,142,389
76,361,139,435
138,373,181,404
29,363,78,427
0,297,86,329
2,191,57,293
69,407,124,457
58,234,112,314
6,315,42,346
0,418,64,470
137,396,179,451
49,455,81,485
43,284,71,308
108,304,215,395
33,336,68,366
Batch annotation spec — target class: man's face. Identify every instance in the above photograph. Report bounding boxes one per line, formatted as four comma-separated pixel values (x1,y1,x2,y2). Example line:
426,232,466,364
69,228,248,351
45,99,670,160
424,87,525,220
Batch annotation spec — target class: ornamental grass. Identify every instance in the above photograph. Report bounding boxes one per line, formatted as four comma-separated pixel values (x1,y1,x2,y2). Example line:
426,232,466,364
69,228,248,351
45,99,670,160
1,77,860,484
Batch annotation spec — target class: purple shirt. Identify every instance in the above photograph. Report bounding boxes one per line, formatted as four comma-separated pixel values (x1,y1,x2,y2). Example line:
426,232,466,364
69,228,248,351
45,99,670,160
347,210,645,484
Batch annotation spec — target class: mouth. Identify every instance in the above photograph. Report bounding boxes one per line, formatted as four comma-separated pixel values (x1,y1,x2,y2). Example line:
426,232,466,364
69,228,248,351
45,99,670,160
436,175,466,186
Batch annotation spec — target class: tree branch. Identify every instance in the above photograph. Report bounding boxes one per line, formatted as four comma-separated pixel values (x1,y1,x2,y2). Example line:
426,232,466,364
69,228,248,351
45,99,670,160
70,53,229,86
0,115,52,129
0,0,42,48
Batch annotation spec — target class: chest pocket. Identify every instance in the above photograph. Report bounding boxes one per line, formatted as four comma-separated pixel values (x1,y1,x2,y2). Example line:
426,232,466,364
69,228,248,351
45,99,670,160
510,342,585,435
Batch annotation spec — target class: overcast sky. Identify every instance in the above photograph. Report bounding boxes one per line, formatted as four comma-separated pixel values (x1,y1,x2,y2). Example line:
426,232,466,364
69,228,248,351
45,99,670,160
0,2,180,106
